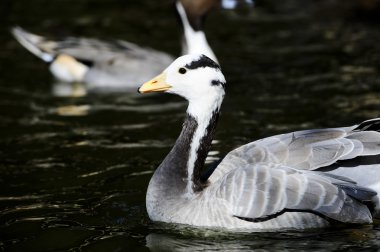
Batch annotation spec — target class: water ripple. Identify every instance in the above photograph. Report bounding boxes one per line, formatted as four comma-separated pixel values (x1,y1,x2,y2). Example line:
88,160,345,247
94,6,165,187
0,195,50,201
78,164,128,178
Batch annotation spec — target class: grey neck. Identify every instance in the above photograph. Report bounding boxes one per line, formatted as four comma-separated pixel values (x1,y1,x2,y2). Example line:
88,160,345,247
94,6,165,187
151,109,220,195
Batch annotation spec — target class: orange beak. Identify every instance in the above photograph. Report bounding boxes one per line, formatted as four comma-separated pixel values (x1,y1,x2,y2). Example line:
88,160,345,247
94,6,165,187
138,73,171,93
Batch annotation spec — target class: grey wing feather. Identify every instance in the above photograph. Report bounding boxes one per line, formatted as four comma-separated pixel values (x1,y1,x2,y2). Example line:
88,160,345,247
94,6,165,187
347,131,380,155
209,122,380,183
213,164,373,223
333,182,377,202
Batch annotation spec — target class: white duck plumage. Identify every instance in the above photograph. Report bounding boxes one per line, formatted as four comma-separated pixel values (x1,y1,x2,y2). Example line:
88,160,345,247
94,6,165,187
139,54,380,231
11,0,218,89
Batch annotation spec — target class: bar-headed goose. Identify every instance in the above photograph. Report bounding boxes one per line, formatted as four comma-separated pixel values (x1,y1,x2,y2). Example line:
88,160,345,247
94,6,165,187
138,54,380,231
11,0,217,89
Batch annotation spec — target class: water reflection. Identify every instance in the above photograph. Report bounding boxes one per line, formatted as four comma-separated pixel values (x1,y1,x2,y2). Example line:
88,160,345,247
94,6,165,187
146,226,380,251
147,233,253,252
56,104,91,116
51,82,87,98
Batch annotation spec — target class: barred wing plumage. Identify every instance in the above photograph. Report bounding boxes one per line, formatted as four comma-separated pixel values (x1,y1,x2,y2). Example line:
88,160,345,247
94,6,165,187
206,119,380,223
212,163,374,223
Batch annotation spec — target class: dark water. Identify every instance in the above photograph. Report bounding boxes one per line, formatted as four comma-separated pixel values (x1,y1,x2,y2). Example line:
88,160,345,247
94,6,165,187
1,0,380,251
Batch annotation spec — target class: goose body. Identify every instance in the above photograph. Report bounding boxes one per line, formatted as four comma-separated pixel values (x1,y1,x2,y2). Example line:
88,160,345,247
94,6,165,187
11,0,217,89
139,54,380,231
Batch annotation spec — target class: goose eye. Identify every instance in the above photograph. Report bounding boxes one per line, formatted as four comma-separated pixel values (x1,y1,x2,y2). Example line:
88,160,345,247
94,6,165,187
178,68,187,74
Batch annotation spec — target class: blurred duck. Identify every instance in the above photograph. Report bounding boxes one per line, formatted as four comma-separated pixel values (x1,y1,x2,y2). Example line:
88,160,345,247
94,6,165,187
11,0,218,89
139,54,380,231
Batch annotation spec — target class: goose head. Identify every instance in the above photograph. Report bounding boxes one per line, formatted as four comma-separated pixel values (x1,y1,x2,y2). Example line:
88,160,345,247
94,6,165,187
138,54,225,118
139,54,226,197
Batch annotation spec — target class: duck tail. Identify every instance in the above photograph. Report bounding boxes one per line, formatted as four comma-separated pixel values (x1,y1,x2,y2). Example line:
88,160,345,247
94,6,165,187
11,26,55,63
